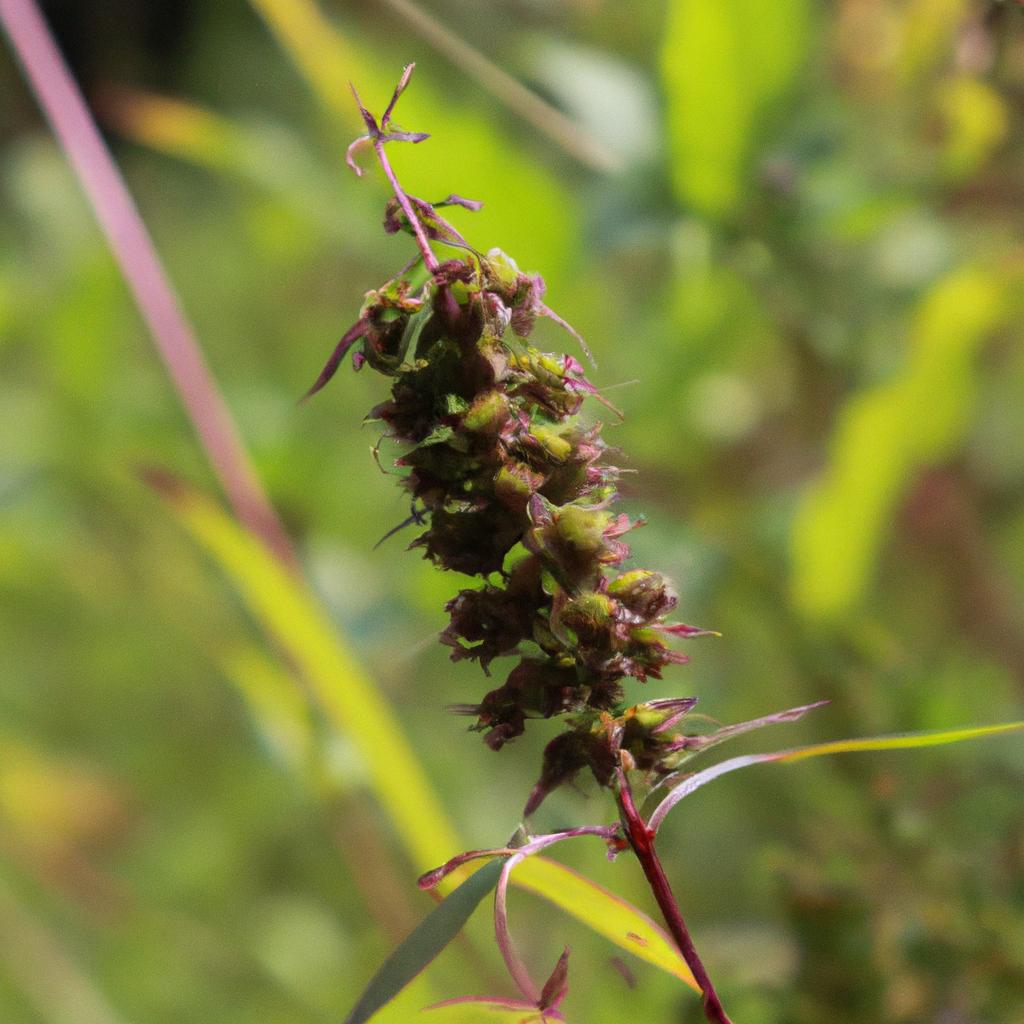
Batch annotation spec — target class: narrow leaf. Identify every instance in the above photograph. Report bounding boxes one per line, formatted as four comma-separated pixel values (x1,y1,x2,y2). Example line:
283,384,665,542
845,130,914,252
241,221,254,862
344,859,506,1024
147,474,462,873
651,720,1024,833
513,856,699,992
673,700,829,755
421,998,549,1022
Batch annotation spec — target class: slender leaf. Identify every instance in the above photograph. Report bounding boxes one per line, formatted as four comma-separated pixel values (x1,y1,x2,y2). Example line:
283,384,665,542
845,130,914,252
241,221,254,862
514,856,699,992
344,859,507,1024
650,720,1024,833
149,473,462,873
676,699,829,755
422,998,549,1023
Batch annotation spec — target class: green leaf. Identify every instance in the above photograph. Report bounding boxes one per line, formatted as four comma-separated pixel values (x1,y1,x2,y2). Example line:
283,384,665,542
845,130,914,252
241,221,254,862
149,474,462,874
791,266,1007,619
421,999,548,1023
152,479,703,989
515,856,699,992
344,859,507,1024
650,720,1024,832
661,0,809,218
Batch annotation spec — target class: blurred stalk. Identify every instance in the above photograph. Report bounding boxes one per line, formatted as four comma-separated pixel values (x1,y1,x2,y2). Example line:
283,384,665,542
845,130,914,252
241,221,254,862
375,0,621,174
0,873,131,1024
0,0,297,571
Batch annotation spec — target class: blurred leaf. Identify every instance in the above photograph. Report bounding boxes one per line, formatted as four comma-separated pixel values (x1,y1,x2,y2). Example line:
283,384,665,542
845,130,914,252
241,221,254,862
661,0,809,218
0,876,130,1024
791,266,1007,619
513,855,699,992
149,473,462,874
343,858,506,1024
936,77,1008,181
218,645,316,777
0,738,126,848
899,0,969,83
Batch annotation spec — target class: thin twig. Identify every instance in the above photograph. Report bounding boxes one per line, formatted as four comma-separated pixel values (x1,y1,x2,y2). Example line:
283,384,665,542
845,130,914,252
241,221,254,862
616,772,733,1024
0,0,298,571
378,0,621,175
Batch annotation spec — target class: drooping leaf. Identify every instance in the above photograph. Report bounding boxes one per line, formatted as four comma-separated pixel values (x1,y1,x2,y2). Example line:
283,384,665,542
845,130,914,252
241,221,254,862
674,700,830,756
513,856,699,992
650,720,1024,833
344,859,507,1024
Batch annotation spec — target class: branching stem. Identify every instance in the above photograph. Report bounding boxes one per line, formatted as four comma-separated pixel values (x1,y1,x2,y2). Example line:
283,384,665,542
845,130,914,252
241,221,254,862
616,772,732,1024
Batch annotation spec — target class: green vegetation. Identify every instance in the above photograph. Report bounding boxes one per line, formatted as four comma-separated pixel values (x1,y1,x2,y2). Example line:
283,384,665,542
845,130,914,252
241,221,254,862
2,1,1024,1021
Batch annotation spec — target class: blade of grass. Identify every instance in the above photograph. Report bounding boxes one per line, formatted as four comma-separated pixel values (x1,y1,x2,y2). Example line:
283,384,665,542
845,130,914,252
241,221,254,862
376,0,620,174
0,873,132,1024
344,858,507,1024
0,0,296,570
147,470,462,874
512,855,699,992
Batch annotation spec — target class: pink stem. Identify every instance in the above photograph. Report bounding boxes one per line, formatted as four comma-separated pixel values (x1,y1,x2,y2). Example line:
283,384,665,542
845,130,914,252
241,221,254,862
0,0,297,570
616,773,732,1024
372,138,440,275
494,825,619,1004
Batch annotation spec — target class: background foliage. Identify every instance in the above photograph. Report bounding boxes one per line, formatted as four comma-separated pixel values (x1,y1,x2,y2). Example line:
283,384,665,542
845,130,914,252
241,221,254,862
2,1,1024,1021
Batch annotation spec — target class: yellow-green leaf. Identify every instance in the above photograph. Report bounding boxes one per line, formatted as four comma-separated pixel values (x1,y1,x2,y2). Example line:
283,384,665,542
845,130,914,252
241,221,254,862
149,473,461,874
154,477,699,992
650,720,1024,832
514,856,699,992
774,720,1024,762
791,266,1007,619
661,0,809,218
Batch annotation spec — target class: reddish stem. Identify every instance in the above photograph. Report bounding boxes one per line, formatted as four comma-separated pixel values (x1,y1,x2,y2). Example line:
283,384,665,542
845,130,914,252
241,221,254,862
0,0,297,571
616,774,732,1024
372,138,440,275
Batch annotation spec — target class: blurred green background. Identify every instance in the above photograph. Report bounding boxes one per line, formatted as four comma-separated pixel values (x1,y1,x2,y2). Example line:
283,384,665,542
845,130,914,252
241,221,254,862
2,1,1024,1021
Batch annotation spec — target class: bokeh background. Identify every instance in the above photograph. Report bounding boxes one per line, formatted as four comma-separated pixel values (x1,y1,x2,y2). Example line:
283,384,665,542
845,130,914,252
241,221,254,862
3,1,1024,1021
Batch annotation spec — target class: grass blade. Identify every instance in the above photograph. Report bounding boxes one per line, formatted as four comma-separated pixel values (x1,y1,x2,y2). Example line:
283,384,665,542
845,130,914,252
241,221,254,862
147,471,462,873
0,0,296,568
344,859,507,1024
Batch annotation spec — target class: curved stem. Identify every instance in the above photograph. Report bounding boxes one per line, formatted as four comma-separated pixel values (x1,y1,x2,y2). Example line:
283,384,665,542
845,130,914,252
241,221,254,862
616,773,732,1024
371,138,440,275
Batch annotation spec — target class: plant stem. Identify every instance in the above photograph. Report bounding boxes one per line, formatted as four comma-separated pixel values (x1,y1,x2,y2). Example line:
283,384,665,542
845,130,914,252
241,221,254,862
616,774,732,1024
372,139,440,275
0,0,298,572
369,136,463,327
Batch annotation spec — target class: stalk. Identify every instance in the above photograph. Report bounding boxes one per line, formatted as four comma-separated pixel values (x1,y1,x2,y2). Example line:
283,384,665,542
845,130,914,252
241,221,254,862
616,773,732,1024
